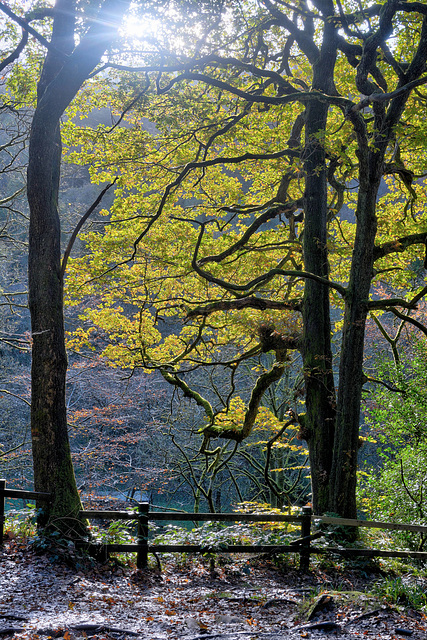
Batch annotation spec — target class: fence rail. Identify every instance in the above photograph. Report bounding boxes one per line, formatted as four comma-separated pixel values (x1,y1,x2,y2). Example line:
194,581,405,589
78,507,427,568
0,479,51,545
78,503,312,570
80,510,303,523
313,515,427,534
74,506,427,570
2,479,427,570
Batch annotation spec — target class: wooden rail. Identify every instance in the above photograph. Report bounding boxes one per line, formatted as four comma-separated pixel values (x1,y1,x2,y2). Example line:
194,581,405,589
3,479,427,570
80,510,303,523
78,503,312,570
313,515,427,534
0,479,51,545
78,505,427,570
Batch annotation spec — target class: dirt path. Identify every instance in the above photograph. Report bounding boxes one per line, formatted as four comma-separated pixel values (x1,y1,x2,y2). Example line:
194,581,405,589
1,540,426,639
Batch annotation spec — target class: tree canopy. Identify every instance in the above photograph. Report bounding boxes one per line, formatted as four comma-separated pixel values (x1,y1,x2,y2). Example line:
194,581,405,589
62,0,427,519
0,0,427,531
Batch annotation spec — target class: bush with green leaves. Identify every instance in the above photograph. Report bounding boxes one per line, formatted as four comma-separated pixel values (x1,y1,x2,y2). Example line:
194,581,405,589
153,519,296,549
359,445,427,550
4,508,37,539
366,339,427,448
89,519,136,545
359,338,427,550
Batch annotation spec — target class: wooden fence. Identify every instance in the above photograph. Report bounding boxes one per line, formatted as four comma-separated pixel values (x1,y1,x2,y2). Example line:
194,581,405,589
0,479,50,545
2,479,427,571
78,503,314,570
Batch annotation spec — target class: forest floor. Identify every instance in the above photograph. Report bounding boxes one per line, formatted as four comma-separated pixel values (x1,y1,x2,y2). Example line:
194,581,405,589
1,537,427,640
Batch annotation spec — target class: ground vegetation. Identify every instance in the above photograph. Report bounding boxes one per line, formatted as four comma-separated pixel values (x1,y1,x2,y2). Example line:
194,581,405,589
2,516,427,640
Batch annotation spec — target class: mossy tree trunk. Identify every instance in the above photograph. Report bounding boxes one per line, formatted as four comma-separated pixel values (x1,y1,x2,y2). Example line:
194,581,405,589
302,6,337,515
27,0,130,536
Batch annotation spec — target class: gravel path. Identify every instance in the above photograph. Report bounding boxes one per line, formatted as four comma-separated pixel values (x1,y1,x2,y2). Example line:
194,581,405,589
1,539,426,639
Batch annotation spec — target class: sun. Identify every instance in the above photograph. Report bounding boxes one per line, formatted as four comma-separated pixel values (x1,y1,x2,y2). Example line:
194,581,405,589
120,10,162,47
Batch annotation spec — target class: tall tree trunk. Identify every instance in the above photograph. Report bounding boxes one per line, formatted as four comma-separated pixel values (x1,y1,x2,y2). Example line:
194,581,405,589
27,0,130,535
330,173,381,518
302,4,337,514
331,11,427,519
28,0,83,535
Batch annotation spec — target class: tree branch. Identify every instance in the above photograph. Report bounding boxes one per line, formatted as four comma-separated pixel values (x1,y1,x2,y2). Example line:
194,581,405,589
198,201,302,266
160,370,214,421
0,3,61,59
130,147,301,257
61,179,117,277
367,298,418,310
191,226,347,297
388,308,427,337
373,232,427,261
204,361,286,442
186,296,301,319
351,75,427,113
363,376,402,393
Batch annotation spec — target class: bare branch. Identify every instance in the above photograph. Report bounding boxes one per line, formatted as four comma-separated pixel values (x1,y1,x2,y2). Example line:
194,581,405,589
61,179,117,277
389,308,427,337
0,389,30,406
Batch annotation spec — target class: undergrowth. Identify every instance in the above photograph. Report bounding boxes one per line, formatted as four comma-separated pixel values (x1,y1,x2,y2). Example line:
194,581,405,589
3,508,37,539
373,575,427,610
3,507,427,613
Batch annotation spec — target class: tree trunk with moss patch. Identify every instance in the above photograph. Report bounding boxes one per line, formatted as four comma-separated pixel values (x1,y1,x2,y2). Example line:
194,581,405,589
27,0,130,536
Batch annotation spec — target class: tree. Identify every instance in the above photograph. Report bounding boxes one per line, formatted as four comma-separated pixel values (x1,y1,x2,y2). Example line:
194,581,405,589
66,357,170,504
65,0,427,519
0,0,133,534
157,375,309,512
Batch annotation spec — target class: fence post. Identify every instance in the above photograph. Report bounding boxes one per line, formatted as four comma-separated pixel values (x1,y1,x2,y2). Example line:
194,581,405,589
0,479,5,546
299,505,312,572
137,501,149,569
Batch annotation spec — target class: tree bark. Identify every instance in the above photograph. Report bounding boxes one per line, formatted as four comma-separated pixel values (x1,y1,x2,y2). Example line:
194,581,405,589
331,11,427,518
27,0,130,535
302,3,337,514
330,173,381,518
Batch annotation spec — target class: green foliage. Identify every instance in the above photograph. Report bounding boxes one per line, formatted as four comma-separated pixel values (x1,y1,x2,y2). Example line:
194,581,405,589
4,508,37,539
153,519,296,548
89,519,135,545
372,576,427,611
359,339,427,550
358,447,427,550
152,519,299,571
87,519,138,565
366,340,427,448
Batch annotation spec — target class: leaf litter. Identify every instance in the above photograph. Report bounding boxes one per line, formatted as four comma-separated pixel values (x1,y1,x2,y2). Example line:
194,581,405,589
1,539,427,639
